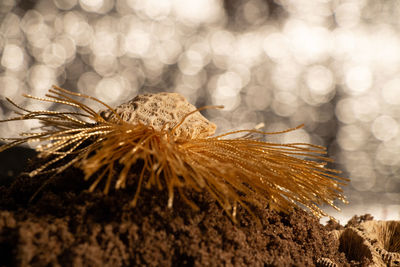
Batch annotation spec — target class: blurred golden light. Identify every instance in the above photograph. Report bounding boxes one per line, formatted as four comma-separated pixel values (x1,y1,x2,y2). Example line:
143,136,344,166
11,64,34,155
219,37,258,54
332,28,355,59
334,3,361,28
371,115,399,141
282,128,310,144
272,91,299,117
263,33,290,62
157,39,182,65
20,10,44,35
124,29,152,57
91,31,118,57
284,19,332,64
372,25,400,71
0,0,16,13
352,95,380,122
216,71,242,97
1,13,22,40
92,55,118,76
53,0,78,10
234,32,264,66
305,65,334,95
63,12,93,47
376,142,400,166
172,0,223,24
144,0,171,20
150,19,176,41
80,0,104,12
1,44,24,70
211,94,241,111
179,71,206,93
54,35,76,62
178,50,204,75
382,78,400,105
350,164,376,192
119,67,143,93
337,124,367,151
345,65,372,95
28,65,56,92
95,77,123,103
271,62,301,91
210,30,235,56
77,71,101,94
42,43,67,68
0,76,21,98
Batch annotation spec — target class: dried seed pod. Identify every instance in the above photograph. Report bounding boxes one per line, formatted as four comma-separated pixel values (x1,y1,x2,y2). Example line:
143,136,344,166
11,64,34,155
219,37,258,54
0,86,348,221
99,92,216,139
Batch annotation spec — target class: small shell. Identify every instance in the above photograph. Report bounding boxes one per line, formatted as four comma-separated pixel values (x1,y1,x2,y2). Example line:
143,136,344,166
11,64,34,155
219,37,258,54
316,257,338,267
360,220,400,266
331,220,400,267
100,92,216,139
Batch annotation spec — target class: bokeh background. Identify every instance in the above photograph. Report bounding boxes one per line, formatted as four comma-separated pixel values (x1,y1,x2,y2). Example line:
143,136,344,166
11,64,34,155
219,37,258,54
0,0,399,223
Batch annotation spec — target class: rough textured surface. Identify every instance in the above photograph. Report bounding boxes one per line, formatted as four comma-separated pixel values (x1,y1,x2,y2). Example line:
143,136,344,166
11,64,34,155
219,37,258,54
100,92,217,139
1,147,388,267
0,159,352,267
329,217,400,267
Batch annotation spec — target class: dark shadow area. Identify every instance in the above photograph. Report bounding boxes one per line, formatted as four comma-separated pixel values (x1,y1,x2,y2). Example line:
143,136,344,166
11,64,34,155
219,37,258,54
0,143,36,186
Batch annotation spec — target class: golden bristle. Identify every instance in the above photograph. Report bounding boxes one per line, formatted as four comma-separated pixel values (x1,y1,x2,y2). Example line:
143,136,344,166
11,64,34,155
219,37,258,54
0,86,348,221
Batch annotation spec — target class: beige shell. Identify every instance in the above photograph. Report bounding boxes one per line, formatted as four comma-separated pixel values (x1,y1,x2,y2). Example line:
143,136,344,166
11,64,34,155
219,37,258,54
328,220,400,267
316,257,338,267
100,92,216,139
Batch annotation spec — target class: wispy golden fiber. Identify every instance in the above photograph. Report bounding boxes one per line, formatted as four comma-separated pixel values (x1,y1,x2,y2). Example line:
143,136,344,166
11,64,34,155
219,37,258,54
0,86,348,221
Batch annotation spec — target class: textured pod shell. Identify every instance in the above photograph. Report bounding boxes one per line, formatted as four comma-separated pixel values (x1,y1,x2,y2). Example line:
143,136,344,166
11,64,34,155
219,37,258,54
330,220,400,267
100,92,216,139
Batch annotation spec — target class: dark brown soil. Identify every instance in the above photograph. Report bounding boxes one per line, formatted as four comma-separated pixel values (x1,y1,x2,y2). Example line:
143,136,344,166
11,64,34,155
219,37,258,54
0,149,354,267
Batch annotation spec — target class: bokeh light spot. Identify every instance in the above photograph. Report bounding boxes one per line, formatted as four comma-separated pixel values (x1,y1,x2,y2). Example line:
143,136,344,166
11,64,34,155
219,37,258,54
172,0,223,24
0,76,21,98
210,30,235,56
53,0,77,10
20,10,44,35
28,65,56,92
95,77,123,103
125,29,151,57
157,39,182,65
306,65,334,95
63,12,93,46
337,124,367,151
215,71,242,97
263,33,289,61
376,143,400,166
372,115,399,141
1,44,24,70
42,43,67,67
345,66,372,95
178,50,204,75
77,71,101,94
334,3,361,28
382,78,400,105
144,0,171,20
80,0,103,12
352,95,380,122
